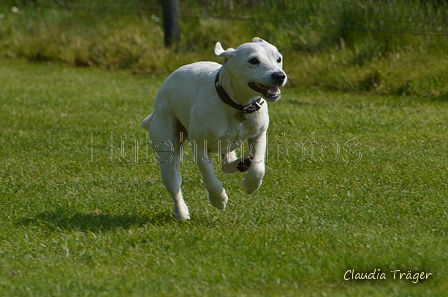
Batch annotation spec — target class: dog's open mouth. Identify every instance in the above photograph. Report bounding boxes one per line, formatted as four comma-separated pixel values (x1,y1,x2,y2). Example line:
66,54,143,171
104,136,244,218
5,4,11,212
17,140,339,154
248,82,281,101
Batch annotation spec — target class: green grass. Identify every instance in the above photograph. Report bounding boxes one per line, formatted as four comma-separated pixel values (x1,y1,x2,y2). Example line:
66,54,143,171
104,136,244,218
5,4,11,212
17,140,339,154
1,58,447,296
0,0,447,97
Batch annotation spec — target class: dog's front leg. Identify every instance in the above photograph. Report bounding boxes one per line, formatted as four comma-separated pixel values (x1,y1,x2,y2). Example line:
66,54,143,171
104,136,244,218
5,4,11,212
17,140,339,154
222,151,253,174
195,145,228,210
242,131,267,194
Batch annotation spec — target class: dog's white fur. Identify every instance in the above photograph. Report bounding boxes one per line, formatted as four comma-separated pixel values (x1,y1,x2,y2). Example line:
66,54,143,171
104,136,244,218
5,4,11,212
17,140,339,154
142,38,287,220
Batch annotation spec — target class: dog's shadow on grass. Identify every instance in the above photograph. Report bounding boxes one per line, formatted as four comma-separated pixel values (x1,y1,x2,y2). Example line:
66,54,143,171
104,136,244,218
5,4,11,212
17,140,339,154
20,208,176,232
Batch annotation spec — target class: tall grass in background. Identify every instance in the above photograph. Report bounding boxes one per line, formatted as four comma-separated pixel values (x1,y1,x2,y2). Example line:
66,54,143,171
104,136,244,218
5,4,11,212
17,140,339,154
0,0,447,96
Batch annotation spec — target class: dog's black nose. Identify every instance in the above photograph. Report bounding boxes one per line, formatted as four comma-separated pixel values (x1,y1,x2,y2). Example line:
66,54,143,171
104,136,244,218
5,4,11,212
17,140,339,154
272,72,286,85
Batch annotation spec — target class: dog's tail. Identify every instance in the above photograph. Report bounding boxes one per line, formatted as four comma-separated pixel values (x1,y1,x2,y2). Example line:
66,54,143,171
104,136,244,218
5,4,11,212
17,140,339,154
141,114,153,131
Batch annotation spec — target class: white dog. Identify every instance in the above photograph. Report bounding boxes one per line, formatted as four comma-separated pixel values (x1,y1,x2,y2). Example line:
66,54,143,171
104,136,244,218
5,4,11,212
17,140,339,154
142,37,287,220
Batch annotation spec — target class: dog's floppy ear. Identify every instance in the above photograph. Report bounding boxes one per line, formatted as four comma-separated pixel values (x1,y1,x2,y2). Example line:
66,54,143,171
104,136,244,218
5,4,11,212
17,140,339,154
252,37,265,43
215,42,235,59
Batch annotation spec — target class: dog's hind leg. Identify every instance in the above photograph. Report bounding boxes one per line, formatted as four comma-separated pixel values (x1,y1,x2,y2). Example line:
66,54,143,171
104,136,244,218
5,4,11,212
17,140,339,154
141,114,153,131
150,115,190,220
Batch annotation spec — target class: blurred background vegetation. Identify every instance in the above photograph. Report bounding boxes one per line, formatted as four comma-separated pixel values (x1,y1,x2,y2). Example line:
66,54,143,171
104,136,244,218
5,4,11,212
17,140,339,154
0,0,447,97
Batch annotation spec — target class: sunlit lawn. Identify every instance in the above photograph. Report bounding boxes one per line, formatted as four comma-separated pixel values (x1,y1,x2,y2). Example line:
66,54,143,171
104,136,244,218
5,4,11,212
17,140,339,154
0,59,447,296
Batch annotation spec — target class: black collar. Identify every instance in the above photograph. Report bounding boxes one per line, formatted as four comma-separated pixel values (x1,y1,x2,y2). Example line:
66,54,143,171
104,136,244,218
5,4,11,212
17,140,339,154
215,69,264,114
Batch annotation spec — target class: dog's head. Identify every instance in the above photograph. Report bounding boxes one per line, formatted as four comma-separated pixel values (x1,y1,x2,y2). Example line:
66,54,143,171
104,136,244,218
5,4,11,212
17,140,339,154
215,37,287,102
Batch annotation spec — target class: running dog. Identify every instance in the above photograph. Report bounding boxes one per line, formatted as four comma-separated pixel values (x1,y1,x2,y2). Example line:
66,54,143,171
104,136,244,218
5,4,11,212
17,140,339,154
142,37,287,220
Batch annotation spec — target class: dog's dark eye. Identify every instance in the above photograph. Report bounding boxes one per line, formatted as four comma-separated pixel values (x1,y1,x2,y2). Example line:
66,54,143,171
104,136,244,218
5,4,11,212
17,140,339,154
277,57,282,63
248,58,260,65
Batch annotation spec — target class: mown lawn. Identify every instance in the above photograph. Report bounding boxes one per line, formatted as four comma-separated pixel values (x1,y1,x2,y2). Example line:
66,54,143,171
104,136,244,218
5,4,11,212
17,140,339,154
0,58,447,296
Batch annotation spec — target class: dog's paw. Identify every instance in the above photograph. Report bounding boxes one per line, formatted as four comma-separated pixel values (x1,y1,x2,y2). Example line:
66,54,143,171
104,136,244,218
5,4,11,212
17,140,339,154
237,155,253,172
176,211,190,221
242,169,264,194
242,179,262,195
174,203,190,221
209,188,228,210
